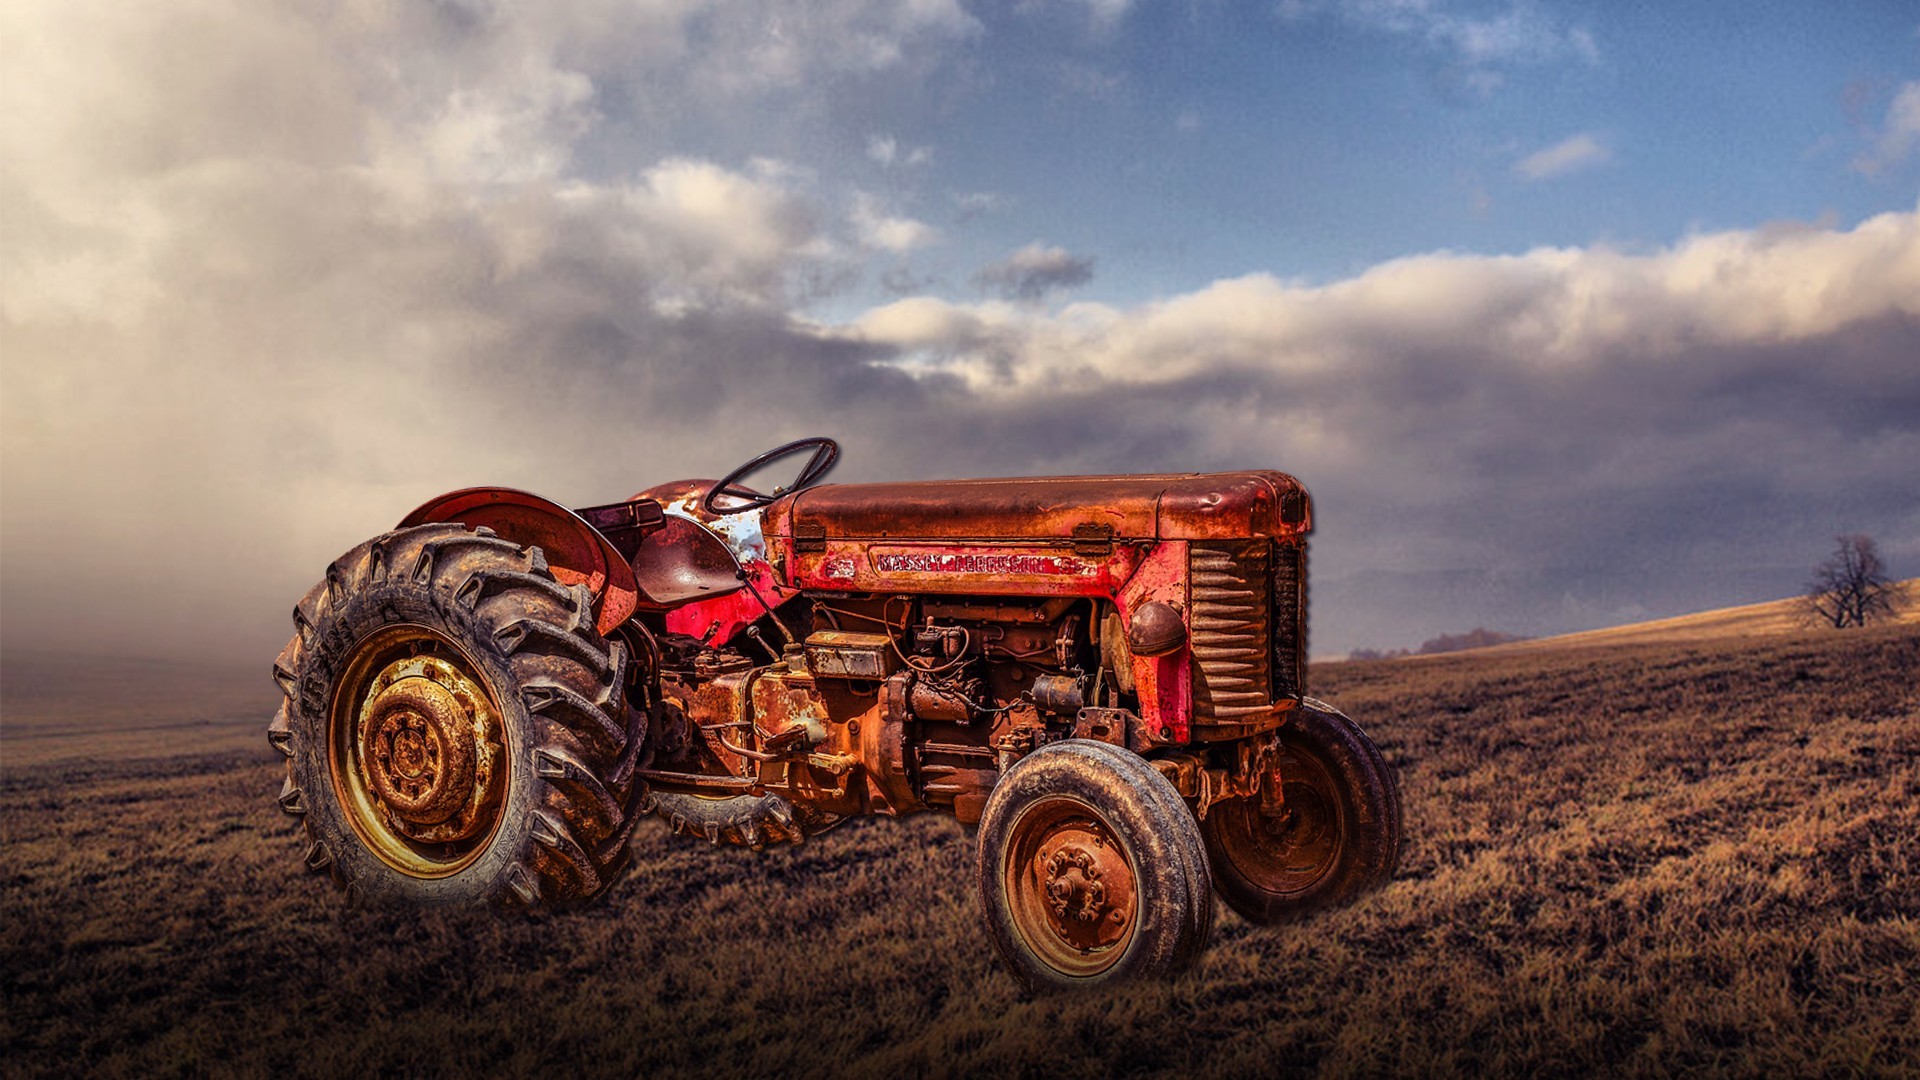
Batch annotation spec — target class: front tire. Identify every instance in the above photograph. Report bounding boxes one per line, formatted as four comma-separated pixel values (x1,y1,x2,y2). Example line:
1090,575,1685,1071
1202,699,1400,924
976,740,1212,992
268,524,646,911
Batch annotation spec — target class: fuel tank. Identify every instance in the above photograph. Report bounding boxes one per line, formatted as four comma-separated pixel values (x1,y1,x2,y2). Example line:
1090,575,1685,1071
768,471,1310,545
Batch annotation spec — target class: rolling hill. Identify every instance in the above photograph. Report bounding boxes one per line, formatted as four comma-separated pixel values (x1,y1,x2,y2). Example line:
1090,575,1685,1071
1473,578,1919,654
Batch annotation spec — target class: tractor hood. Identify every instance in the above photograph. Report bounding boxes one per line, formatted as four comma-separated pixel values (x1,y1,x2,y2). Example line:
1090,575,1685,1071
769,471,1310,544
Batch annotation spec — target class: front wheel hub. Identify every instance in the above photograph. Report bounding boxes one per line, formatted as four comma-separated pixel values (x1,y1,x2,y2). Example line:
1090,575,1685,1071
1007,805,1138,976
1043,846,1111,924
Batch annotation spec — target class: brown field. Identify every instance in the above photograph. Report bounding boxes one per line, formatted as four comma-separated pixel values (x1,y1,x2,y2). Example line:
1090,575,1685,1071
3,619,1917,1078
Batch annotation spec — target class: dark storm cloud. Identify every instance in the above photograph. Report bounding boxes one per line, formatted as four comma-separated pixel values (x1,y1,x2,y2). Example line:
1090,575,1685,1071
844,217,1920,650
973,244,1096,301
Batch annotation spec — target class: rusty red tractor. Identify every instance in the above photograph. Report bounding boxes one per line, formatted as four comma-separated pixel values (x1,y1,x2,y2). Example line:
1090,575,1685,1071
271,437,1401,990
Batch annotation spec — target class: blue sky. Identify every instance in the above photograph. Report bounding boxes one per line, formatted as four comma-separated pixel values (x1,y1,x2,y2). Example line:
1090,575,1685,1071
569,1,1920,309
3,0,1917,660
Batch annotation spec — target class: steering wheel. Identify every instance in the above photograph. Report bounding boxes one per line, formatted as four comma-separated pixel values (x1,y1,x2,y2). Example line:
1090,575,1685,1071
702,437,841,514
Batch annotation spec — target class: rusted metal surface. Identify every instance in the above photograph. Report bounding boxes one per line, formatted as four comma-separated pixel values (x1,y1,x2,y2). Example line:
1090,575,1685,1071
358,663,485,833
398,487,639,635
786,475,1172,540
1189,540,1273,722
865,671,926,814
1270,541,1308,698
661,559,789,645
403,466,1313,814
634,479,774,568
1003,798,1138,977
327,624,507,878
803,630,896,679
665,667,758,780
632,479,802,644
1113,540,1191,742
626,516,744,607
280,437,1407,989
785,540,1145,598
1125,600,1186,657
574,497,668,558
1157,472,1311,540
1205,737,1343,892
1149,738,1273,821
750,667,829,751
778,470,1310,542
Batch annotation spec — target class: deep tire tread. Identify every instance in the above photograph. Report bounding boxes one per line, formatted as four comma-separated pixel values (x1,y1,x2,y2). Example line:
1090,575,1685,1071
529,810,602,894
490,618,613,676
649,791,809,851
532,746,621,833
457,567,577,612
268,522,648,914
523,680,628,758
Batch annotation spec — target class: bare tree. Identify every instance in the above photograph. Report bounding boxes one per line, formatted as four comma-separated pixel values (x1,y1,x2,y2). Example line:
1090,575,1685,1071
1805,534,1898,628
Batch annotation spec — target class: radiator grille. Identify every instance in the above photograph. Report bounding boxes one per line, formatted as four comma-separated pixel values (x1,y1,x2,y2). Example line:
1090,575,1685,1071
1189,542,1272,721
1271,541,1307,699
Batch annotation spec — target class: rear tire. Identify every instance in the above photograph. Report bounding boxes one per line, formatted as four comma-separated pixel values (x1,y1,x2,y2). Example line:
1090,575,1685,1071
268,523,647,911
1202,699,1400,924
976,740,1212,992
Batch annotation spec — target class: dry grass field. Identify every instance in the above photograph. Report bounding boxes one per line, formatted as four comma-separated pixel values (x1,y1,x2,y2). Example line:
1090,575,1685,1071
3,618,1917,1078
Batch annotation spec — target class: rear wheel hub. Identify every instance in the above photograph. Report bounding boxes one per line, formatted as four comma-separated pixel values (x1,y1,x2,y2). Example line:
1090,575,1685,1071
331,628,507,876
360,661,492,836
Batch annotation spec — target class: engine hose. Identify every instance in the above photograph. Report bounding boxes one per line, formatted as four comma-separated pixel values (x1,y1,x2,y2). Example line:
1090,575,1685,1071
642,789,821,851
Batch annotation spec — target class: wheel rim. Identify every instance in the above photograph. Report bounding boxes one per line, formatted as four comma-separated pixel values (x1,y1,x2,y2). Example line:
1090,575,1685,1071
1212,745,1344,898
1003,796,1138,978
328,624,509,878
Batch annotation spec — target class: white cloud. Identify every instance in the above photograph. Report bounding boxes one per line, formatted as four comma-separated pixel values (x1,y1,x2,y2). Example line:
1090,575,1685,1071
954,191,1003,220
1068,0,1134,31
867,133,933,167
1515,133,1609,180
844,205,1920,392
1282,0,1599,92
420,69,600,185
0,0,976,659
1855,81,1920,176
851,192,940,252
610,158,821,302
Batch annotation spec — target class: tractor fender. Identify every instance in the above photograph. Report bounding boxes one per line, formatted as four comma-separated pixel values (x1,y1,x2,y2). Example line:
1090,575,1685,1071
398,487,640,636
